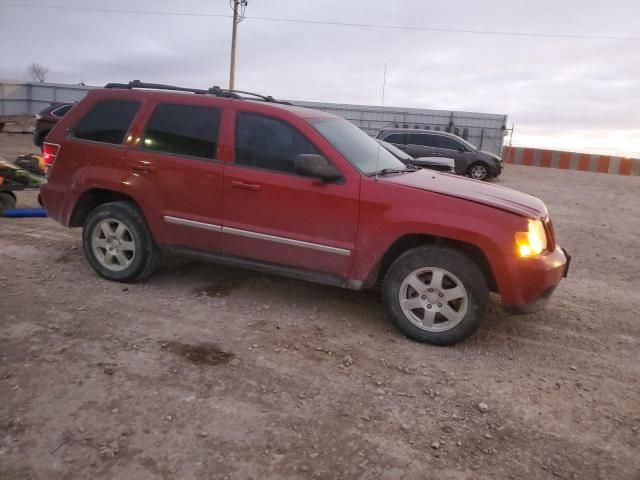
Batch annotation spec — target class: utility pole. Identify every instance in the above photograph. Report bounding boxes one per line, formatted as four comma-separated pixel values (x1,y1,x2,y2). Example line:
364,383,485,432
229,0,247,90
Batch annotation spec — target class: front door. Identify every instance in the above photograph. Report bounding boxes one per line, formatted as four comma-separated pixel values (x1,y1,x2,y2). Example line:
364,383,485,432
221,111,359,277
124,101,225,251
433,135,475,174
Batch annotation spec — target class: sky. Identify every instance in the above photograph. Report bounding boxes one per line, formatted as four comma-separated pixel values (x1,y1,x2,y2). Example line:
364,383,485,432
1,0,639,157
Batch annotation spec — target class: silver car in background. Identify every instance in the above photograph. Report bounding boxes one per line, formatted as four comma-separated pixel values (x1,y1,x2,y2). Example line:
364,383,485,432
376,140,455,173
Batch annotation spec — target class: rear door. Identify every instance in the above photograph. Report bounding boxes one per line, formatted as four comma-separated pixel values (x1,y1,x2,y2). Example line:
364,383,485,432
406,132,440,158
220,111,359,277
123,101,225,251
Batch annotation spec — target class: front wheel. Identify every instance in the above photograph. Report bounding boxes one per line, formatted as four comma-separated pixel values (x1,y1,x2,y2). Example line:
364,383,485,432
82,201,159,282
467,162,490,181
383,246,489,346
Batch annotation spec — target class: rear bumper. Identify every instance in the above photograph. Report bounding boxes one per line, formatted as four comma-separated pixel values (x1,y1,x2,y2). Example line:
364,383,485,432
501,245,569,313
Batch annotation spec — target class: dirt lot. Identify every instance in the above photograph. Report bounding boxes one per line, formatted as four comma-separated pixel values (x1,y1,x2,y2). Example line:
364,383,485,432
1,131,639,479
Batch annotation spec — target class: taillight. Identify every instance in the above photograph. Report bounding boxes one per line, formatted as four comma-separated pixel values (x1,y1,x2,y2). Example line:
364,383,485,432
42,143,60,174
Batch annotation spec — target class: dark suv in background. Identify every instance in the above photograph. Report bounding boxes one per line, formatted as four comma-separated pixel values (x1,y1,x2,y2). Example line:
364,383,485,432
377,128,503,181
33,102,73,148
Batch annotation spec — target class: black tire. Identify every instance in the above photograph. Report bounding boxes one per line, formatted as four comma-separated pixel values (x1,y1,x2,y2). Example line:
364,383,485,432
467,162,490,181
0,192,17,214
382,246,489,346
82,201,160,282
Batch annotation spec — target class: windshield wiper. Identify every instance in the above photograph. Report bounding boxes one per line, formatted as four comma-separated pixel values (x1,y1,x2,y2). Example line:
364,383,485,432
368,166,419,177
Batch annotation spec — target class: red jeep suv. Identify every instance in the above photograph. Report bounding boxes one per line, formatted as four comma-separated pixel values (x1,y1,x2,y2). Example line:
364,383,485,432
40,81,569,345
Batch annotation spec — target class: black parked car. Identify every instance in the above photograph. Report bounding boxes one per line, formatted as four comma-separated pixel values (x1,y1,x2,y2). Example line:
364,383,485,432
376,128,502,181
33,102,73,148
376,140,455,173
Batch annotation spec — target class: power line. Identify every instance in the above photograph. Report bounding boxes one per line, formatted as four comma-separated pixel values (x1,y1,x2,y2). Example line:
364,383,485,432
249,16,640,42
0,2,230,18
2,2,639,42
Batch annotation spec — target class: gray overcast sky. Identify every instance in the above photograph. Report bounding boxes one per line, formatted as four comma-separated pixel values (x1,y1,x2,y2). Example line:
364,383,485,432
1,0,639,156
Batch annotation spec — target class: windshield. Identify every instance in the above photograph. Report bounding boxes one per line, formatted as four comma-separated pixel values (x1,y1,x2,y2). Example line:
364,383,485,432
310,118,407,174
376,139,413,162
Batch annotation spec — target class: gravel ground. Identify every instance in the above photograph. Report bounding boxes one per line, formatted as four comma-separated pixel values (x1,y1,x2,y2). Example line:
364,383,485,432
1,132,639,479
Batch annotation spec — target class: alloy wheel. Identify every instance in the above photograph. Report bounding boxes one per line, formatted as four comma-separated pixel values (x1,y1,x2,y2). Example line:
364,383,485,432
91,218,136,272
398,267,469,332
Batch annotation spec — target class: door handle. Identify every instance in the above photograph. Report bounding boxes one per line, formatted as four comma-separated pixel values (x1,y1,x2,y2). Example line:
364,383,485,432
130,160,156,173
231,180,261,191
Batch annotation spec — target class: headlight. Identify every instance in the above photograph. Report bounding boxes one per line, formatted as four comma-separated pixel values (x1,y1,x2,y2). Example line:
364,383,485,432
515,219,547,257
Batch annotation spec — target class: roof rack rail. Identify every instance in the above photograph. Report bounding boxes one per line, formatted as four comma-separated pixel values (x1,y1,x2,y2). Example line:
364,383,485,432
104,80,291,104
230,89,292,105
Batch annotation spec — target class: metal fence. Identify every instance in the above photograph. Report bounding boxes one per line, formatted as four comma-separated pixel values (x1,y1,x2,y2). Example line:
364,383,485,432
1,82,508,155
0,81,90,117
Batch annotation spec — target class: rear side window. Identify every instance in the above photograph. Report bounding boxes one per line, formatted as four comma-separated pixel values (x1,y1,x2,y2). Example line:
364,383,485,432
141,104,221,160
235,112,319,174
408,133,437,147
72,100,139,145
382,133,406,144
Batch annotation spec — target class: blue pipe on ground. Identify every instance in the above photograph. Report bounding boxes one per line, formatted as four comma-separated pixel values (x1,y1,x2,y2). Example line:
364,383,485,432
2,208,48,218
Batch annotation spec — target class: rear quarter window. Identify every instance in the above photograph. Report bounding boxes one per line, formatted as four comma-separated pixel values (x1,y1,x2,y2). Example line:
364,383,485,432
72,100,139,145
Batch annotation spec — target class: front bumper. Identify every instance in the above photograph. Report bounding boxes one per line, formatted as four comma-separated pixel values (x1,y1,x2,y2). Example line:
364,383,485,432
501,245,569,314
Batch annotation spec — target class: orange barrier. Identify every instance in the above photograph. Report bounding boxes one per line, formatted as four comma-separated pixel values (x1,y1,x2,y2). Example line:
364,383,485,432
502,146,640,176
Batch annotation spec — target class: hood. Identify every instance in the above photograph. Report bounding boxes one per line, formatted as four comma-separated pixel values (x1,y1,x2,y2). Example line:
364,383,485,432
382,170,547,218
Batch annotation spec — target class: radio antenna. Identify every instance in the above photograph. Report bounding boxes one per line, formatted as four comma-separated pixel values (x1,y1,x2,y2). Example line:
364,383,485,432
375,62,388,179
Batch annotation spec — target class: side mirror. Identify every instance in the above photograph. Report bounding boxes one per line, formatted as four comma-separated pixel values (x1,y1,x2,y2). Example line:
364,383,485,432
294,154,342,182
458,146,466,153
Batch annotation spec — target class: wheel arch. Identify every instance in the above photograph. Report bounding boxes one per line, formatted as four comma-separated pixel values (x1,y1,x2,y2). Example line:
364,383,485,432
367,233,498,293
70,188,140,227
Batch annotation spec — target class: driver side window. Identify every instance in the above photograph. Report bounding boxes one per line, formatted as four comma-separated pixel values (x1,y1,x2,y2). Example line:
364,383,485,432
438,136,466,151
235,113,320,175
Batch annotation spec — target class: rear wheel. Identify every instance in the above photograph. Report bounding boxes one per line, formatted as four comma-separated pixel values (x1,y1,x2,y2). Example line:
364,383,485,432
383,246,489,346
467,162,490,181
82,201,159,282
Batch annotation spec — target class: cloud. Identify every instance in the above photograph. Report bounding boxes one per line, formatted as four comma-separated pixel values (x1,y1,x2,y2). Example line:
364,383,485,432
1,0,638,155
